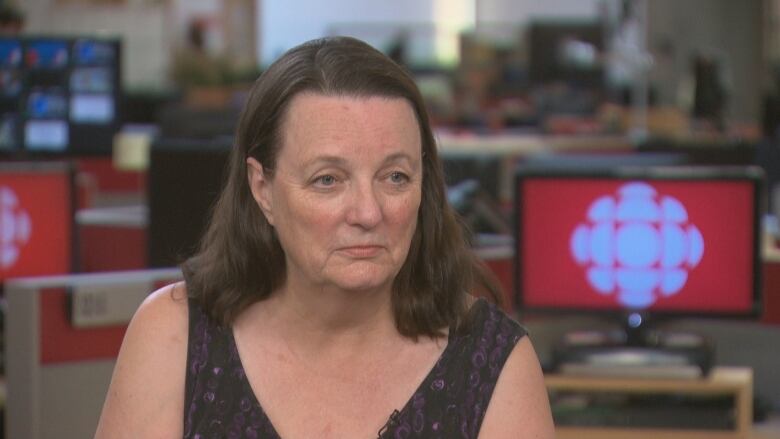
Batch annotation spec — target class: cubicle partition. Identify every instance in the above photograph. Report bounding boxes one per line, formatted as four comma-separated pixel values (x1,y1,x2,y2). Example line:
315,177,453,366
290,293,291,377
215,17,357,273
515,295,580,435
5,268,181,439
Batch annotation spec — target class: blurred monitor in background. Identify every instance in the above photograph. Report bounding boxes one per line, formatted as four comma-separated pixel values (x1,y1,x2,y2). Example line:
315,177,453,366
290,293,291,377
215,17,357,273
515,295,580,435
514,164,764,338
0,35,121,156
0,162,76,283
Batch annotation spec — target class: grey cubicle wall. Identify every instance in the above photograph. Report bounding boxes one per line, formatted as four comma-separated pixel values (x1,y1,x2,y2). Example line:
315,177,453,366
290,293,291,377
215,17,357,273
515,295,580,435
5,268,182,439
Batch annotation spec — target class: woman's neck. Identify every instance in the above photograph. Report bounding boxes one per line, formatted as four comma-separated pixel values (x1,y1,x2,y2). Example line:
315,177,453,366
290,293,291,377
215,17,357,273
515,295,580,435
245,281,401,358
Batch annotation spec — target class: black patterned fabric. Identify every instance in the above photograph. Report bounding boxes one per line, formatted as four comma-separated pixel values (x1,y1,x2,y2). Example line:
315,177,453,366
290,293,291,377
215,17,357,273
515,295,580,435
183,298,527,439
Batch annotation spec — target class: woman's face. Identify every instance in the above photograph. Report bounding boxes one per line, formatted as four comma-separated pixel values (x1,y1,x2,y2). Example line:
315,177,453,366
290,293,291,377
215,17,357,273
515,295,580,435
248,93,422,294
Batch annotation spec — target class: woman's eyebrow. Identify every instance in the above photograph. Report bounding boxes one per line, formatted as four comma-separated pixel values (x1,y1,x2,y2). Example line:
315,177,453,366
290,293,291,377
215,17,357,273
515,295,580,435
382,152,420,169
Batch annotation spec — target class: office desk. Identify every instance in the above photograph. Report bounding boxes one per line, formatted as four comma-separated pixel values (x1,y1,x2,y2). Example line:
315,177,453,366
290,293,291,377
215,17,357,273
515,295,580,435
753,414,780,439
545,367,754,439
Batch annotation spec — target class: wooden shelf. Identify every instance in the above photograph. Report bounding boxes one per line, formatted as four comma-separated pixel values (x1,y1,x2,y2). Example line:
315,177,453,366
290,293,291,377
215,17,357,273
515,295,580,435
545,366,753,439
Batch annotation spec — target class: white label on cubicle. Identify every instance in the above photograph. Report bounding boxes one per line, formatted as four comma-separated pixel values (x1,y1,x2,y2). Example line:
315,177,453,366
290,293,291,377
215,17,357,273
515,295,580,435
70,281,151,328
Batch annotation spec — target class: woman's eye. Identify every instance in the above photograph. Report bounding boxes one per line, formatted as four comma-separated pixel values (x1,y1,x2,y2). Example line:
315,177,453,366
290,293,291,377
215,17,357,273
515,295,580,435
315,175,337,186
389,171,410,184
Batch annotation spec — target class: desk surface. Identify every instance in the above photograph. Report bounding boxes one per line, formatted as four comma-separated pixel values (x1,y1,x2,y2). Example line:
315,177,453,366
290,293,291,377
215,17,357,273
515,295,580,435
545,367,765,439
546,366,752,393
751,412,780,439
753,414,780,439
545,367,780,439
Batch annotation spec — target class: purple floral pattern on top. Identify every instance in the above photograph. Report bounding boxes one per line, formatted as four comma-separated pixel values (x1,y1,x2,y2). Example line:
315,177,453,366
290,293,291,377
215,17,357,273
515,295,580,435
183,298,526,438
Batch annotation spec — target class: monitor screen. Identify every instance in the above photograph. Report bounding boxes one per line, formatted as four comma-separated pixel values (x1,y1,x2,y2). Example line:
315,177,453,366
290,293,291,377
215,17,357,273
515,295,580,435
25,40,69,69
0,39,22,67
0,36,121,157
26,88,68,118
70,67,113,93
72,39,116,66
24,119,68,151
514,166,763,318
0,162,75,281
70,94,114,123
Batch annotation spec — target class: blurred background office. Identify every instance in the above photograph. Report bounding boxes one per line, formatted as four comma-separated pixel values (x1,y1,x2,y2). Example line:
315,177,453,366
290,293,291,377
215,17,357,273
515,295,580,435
1,0,780,438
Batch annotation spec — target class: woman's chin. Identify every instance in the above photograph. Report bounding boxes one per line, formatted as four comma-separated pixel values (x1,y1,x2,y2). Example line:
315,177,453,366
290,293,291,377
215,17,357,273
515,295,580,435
333,277,389,293
334,275,392,291
327,268,393,293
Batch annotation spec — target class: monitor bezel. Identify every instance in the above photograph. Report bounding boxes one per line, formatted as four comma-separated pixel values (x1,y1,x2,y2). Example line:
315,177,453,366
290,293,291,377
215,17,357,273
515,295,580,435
513,165,765,320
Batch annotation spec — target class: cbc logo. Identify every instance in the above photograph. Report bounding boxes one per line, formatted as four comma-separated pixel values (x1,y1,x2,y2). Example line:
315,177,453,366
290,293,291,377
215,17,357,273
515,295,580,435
570,182,704,308
0,186,32,269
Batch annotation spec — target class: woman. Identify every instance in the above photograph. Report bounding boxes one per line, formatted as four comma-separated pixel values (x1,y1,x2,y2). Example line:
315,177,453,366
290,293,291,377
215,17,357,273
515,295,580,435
96,36,554,438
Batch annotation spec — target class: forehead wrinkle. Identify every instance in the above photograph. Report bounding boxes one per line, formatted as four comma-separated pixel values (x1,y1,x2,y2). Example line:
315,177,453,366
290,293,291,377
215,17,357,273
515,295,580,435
296,150,420,175
278,93,422,170
299,154,348,170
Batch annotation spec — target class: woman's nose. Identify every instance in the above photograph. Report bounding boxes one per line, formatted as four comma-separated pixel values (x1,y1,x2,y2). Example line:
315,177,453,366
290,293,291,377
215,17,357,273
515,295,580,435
345,182,382,229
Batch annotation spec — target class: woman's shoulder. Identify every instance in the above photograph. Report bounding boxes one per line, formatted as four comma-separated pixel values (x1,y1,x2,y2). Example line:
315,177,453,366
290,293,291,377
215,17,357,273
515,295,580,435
127,280,191,360
94,281,191,437
116,281,191,354
463,297,528,342
142,280,189,309
132,281,191,335
466,298,554,438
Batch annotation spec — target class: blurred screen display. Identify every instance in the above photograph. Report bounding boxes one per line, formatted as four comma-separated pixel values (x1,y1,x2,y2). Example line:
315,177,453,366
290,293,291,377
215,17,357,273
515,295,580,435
25,40,69,69
0,166,73,280
517,175,757,315
27,89,67,118
1,36,119,154
73,39,116,65
70,67,113,93
70,94,114,123
24,120,68,151
0,39,22,67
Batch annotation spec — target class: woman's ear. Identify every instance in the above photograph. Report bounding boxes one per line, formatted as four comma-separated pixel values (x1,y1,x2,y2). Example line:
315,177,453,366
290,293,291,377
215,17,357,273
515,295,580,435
246,157,275,225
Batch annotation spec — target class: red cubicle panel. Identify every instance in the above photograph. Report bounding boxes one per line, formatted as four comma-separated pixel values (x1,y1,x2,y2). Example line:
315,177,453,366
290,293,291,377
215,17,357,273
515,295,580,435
5,269,182,439
764,261,780,325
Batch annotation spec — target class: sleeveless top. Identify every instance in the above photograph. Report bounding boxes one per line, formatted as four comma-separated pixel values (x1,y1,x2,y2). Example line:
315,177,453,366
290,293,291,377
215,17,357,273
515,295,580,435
183,298,527,439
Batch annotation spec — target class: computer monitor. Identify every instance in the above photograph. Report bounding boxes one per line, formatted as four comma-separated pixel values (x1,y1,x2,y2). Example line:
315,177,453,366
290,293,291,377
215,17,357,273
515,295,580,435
0,36,121,156
0,162,76,282
514,165,764,326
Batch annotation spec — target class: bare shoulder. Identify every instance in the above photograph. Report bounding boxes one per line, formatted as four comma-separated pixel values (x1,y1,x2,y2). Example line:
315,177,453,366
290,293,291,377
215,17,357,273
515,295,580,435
119,281,190,356
135,281,189,328
94,282,190,438
478,337,555,439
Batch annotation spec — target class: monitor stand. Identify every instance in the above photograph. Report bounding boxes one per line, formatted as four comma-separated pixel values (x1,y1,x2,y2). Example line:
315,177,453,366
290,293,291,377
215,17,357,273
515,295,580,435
551,312,715,378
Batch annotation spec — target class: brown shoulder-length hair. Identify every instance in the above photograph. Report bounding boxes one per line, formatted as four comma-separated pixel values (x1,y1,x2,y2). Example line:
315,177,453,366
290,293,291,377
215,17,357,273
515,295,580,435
183,36,501,338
